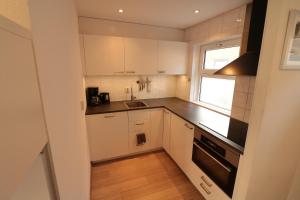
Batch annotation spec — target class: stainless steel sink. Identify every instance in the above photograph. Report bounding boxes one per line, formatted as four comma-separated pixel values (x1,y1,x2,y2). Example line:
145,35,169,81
124,101,148,109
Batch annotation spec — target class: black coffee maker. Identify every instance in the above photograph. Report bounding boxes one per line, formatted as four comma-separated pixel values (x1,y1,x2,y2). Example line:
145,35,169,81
86,87,101,106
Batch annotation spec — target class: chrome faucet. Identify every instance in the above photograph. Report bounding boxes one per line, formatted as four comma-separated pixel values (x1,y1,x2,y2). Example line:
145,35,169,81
130,87,136,101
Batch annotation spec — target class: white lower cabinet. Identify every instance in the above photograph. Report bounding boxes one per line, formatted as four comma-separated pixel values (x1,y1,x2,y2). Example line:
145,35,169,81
86,112,129,161
169,114,194,174
86,108,231,200
163,109,171,154
149,109,164,149
128,110,151,153
188,162,230,200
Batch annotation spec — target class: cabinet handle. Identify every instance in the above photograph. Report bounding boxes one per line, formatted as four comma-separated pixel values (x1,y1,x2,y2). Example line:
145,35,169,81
114,71,124,74
184,123,194,130
200,183,211,195
126,71,136,74
201,176,212,187
158,70,166,74
135,123,144,126
104,115,115,118
164,111,170,114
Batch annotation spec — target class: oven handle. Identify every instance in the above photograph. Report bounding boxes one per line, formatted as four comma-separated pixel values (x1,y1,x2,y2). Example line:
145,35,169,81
193,142,232,172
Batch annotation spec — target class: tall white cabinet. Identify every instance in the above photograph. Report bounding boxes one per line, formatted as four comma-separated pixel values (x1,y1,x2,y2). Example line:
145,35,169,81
83,35,125,75
0,17,48,200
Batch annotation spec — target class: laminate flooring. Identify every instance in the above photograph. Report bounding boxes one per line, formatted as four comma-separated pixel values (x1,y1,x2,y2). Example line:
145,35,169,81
91,151,205,200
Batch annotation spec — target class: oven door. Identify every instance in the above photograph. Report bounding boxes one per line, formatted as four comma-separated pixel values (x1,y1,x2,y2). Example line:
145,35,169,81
192,140,236,197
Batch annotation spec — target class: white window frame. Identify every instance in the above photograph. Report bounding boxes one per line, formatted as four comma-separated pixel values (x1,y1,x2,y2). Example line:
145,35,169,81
194,39,241,115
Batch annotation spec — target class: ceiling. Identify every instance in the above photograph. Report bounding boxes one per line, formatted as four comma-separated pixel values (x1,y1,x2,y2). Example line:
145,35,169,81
75,0,251,29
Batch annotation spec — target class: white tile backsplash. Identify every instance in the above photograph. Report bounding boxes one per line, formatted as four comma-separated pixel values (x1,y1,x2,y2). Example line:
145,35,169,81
234,77,250,93
232,92,248,108
85,75,177,101
176,75,190,101
231,76,256,123
231,106,246,120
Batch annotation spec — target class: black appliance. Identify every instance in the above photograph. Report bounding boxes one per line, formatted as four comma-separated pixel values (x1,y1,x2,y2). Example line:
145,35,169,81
215,0,268,76
99,92,110,104
86,87,101,106
192,127,240,197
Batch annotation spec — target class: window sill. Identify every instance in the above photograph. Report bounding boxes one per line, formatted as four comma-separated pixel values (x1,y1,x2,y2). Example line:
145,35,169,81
191,101,231,117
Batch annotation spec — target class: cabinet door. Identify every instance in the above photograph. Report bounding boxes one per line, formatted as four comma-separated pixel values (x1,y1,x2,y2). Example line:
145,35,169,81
124,38,158,74
158,41,188,74
84,35,125,75
170,114,194,173
0,22,48,199
163,109,171,154
150,109,163,149
128,110,151,153
86,112,129,161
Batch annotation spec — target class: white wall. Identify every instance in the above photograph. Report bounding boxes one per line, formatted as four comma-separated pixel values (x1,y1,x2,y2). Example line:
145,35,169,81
233,0,300,199
0,0,31,30
11,153,54,200
184,6,246,43
85,75,177,101
79,17,185,41
28,0,90,199
180,5,254,122
287,160,300,200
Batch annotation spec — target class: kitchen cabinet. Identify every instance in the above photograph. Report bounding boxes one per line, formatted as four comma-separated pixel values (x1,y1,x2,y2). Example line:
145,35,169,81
170,114,194,174
128,110,151,153
86,112,129,161
188,162,230,200
82,35,188,75
158,41,188,74
83,35,125,75
124,38,158,74
0,19,48,200
149,109,164,149
163,109,171,154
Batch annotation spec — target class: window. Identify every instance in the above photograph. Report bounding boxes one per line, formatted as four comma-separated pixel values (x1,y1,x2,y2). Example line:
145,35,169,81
196,40,240,112
200,77,235,110
203,46,240,70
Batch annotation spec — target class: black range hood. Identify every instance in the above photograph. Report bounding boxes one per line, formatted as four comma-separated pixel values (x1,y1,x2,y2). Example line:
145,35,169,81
215,0,268,76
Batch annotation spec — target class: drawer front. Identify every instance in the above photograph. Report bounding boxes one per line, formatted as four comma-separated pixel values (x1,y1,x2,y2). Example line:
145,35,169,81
128,110,150,122
129,121,149,133
188,163,230,200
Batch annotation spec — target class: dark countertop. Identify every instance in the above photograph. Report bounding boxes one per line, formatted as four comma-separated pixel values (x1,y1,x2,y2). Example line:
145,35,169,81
86,97,248,154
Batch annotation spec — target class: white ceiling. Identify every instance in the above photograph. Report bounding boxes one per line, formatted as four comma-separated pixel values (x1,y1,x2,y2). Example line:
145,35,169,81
75,0,251,29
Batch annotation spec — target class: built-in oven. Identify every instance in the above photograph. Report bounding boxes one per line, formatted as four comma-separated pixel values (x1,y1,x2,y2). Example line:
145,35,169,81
192,127,240,197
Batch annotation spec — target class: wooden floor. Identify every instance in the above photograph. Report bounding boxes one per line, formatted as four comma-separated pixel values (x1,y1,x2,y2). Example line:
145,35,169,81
91,151,205,200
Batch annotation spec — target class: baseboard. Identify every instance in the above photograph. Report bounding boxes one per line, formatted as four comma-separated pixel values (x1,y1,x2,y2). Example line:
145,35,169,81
91,147,164,166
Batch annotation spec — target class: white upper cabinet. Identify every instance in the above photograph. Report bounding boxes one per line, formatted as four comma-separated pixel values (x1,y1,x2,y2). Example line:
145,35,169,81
158,41,188,74
124,38,158,75
84,35,125,75
82,35,188,75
